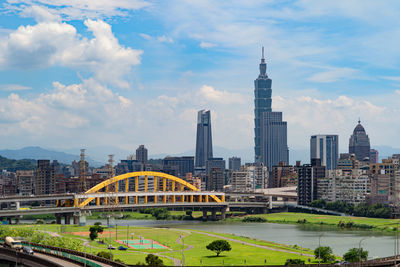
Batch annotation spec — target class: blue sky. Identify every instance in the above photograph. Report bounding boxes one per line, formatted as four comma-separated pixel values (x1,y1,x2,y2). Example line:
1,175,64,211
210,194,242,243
0,0,399,161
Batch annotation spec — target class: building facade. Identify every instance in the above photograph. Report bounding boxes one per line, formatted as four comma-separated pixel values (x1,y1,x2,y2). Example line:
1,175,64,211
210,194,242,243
370,149,379,164
228,157,241,171
136,145,148,164
17,170,35,195
195,110,213,168
349,120,371,161
297,159,326,206
162,156,194,179
205,157,225,191
310,135,339,170
35,160,56,195
271,162,297,188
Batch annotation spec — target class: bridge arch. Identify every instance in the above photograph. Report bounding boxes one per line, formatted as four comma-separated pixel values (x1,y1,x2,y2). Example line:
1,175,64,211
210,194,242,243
78,171,223,208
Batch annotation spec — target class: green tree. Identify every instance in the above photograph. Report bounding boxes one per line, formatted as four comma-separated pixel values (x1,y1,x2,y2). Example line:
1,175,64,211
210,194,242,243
314,246,334,262
343,248,368,262
89,230,98,241
145,254,164,266
206,240,232,256
285,259,305,265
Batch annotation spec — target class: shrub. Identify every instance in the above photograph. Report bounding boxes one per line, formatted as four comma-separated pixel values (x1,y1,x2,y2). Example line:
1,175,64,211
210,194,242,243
97,251,113,260
242,216,267,222
145,254,164,266
285,259,305,265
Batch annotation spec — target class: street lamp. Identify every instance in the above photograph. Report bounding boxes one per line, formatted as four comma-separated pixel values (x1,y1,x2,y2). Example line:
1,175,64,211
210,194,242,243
358,237,370,267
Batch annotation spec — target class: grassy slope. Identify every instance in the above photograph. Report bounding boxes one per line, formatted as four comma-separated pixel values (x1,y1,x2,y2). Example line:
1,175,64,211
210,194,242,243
229,212,400,231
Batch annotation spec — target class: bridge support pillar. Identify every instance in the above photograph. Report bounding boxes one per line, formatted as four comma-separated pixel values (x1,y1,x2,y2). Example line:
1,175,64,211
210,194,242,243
15,217,19,224
211,209,217,221
73,215,79,225
56,214,62,224
64,214,71,224
269,196,273,209
202,210,208,221
16,201,20,210
220,208,226,220
7,218,11,225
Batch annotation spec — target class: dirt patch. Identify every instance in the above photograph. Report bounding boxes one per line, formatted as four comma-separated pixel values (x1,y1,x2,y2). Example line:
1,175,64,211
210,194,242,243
65,231,115,236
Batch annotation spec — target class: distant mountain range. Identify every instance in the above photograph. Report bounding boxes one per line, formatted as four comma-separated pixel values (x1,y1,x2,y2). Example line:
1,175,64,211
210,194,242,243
0,145,398,169
0,146,103,167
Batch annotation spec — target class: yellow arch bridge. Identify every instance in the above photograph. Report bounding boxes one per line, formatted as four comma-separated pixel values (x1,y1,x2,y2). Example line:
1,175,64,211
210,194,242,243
61,171,225,209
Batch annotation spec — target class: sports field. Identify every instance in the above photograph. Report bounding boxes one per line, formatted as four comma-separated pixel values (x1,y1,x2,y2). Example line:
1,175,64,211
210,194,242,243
117,239,169,249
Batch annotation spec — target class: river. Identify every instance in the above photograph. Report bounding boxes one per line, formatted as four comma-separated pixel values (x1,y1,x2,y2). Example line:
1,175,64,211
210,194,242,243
85,219,398,259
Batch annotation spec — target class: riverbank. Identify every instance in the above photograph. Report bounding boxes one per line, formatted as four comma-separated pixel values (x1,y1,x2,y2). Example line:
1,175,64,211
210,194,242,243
1,223,317,266
229,212,400,232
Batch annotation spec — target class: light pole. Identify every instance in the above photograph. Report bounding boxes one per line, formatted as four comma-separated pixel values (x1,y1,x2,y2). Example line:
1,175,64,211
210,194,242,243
318,234,324,266
358,237,370,267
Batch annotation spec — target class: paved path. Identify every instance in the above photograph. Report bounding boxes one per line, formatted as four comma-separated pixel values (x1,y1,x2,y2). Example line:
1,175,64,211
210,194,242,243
189,230,314,257
34,252,81,267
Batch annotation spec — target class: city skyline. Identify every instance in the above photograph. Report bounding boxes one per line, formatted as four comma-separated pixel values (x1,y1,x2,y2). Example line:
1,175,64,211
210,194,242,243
0,1,400,158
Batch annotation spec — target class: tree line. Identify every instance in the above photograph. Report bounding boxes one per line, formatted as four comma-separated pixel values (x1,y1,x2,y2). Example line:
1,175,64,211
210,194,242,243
310,200,391,218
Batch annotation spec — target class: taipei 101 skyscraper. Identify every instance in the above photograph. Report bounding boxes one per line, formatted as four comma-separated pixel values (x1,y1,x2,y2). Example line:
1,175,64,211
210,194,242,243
254,47,272,163
254,47,288,169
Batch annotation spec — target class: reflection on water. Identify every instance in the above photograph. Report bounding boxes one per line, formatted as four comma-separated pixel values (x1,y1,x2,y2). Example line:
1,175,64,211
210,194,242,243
85,219,398,258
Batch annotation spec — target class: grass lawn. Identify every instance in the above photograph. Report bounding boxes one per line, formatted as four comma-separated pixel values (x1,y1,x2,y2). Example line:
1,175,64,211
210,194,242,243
4,223,321,266
228,212,400,232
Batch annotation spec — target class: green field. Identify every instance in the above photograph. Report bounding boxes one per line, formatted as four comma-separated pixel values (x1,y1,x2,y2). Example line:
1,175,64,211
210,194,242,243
229,212,400,232
1,223,319,266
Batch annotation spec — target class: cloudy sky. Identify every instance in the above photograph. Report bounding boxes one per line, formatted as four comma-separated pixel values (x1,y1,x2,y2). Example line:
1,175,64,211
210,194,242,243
0,0,399,161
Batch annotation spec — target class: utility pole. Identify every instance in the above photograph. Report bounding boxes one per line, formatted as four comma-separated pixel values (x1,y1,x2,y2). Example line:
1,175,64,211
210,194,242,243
79,149,86,193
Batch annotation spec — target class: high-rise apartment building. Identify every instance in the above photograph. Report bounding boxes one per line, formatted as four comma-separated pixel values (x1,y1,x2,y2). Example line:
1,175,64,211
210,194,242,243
136,145,148,164
349,120,370,161
228,157,241,171
35,160,56,195
17,170,35,195
370,149,379,164
254,47,288,169
195,110,213,168
205,157,225,191
297,159,326,206
310,135,339,170
271,162,296,188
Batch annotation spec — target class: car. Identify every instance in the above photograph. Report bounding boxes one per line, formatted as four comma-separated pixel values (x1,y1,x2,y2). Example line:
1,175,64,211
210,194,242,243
107,245,116,250
22,246,34,255
118,246,127,251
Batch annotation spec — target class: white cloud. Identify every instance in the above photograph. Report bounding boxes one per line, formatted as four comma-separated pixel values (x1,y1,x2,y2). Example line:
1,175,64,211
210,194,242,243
382,76,400,82
20,5,61,22
0,84,31,91
199,41,216,48
308,67,359,83
197,85,248,104
396,90,400,95
5,0,151,20
140,33,173,43
0,19,142,88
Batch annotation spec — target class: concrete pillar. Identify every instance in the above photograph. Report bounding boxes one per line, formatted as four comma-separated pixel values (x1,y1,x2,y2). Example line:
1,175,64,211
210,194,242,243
202,210,208,221
107,216,116,228
212,209,217,221
16,201,20,210
79,214,86,226
14,217,19,224
7,218,11,225
73,215,79,225
221,208,226,220
269,196,273,209
56,215,62,224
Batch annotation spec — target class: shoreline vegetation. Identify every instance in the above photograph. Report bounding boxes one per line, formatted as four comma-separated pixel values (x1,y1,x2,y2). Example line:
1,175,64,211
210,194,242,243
20,210,400,233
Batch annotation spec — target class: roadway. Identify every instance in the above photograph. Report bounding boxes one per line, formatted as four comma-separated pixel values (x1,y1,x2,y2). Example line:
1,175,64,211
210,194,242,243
33,252,81,267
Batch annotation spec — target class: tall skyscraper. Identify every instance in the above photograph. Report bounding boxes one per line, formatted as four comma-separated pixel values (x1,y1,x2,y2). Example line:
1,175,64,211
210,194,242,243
310,135,339,170
254,47,272,163
349,120,370,161
195,110,213,168
254,47,288,170
136,145,148,164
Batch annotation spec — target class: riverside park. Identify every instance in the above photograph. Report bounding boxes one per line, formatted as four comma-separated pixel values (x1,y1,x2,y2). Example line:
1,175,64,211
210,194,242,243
3,211,400,266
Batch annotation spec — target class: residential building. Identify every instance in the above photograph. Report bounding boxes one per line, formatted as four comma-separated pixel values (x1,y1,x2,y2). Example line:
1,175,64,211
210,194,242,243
317,169,370,205
35,160,56,195
228,157,241,171
270,162,296,188
370,149,379,164
205,158,225,191
136,145,148,164
297,159,326,206
195,110,213,168
310,135,339,170
229,164,268,192
16,170,35,195
349,120,371,161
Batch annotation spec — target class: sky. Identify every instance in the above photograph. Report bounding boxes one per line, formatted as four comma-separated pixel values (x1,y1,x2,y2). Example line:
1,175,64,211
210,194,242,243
0,0,399,161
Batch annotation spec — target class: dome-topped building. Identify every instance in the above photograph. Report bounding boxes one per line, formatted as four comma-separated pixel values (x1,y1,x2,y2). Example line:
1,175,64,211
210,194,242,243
349,120,370,161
